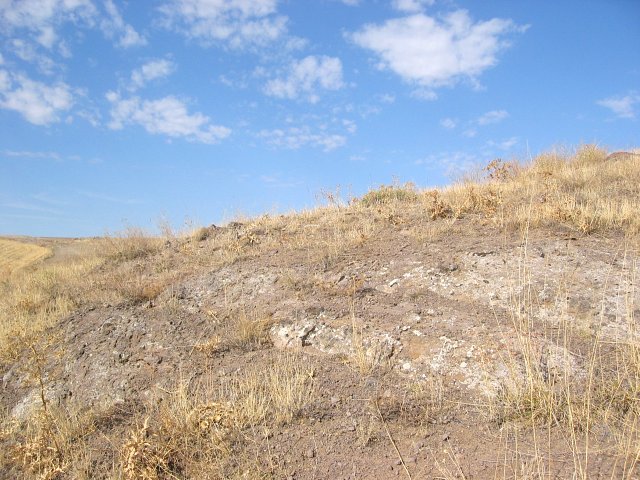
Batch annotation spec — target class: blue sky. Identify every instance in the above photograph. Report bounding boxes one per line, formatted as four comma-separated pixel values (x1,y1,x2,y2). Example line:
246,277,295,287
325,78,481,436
1,0,638,237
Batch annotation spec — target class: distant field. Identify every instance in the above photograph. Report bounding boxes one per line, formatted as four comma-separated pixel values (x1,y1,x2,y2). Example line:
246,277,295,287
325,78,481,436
0,238,51,275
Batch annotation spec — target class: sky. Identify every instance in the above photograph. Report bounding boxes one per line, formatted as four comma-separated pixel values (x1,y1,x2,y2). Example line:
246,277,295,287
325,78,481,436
0,0,639,237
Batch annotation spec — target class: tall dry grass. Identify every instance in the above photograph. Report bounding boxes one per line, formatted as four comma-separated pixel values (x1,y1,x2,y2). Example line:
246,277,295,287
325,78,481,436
435,145,640,236
488,229,639,478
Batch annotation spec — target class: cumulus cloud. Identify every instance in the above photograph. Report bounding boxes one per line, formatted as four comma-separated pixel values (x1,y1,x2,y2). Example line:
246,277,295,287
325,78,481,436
159,0,287,49
106,91,231,144
130,59,175,90
0,70,73,125
264,55,344,103
477,109,508,125
351,10,525,91
101,0,147,48
0,0,96,49
597,92,640,119
258,126,347,152
392,0,435,13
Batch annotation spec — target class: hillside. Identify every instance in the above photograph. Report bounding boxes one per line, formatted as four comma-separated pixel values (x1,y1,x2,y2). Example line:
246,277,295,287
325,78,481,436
1,145,639,479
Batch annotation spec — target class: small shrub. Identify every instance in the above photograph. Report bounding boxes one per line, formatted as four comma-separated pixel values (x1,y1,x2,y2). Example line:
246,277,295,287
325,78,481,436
190,226,210,242
359,183,419,207
484,158,517,182
104,227,160,262
427,190,453,220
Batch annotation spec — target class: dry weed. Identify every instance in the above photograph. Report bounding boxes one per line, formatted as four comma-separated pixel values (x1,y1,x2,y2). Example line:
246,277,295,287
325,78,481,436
489,235,640,478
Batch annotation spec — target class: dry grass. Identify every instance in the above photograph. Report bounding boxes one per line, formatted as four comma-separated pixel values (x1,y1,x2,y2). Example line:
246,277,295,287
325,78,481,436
103,227,162,261
0,238,51,277
118,353,314,478
488,232,640,478
226,309,273,351
0,252,101,360
1,145,639,478
435,145,640,236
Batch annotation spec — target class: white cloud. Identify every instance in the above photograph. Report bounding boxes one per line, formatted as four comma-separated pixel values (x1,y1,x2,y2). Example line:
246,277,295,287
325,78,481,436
130,59,175,90
2,149,61,160
101,0,147,48
1,200,62,215
392,0,435,13
258,126,347,152
160,0,286,49
411,88,437,101
477,109,508,125
106,92,231,144
597,92,640,119
264,55,344,103
377,93,395,104
0,70,73,125
486,136,518,150
340,0,360,5
440,117,456,129
342,119,357,133
415,149,484,178
0,52,3,64
0,0,96,49
8,38,57,74
351,11,525,90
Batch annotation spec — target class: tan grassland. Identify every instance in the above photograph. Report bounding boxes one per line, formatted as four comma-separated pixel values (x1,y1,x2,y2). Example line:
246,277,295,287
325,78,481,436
0,239,51,277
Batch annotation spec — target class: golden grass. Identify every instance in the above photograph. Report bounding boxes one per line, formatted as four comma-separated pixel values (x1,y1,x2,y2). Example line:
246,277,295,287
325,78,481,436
118,353,314,478
0,238,51,277
0,253,102,360
435,145,640,236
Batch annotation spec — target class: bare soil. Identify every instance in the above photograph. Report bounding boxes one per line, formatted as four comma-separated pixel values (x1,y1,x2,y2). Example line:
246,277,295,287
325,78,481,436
1,214,638,479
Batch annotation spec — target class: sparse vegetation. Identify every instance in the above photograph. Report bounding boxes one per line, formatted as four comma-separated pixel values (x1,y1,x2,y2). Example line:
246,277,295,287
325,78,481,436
1,145,639,478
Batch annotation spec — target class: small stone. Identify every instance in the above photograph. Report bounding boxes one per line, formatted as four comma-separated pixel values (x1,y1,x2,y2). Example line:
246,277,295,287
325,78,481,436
330,396,340,405
389,278,400,287
407,456,417,464
442,433,450,442
305,448,315,458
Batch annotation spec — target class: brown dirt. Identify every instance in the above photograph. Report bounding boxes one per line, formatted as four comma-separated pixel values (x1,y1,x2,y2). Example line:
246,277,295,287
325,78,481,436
1,213,638,479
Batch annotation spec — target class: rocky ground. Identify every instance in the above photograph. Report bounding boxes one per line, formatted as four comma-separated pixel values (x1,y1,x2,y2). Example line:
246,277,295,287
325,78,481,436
2,149,639,479
2,214,638,479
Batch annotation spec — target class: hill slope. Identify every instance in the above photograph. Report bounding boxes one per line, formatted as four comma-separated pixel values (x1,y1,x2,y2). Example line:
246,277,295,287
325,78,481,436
1,146,639,479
